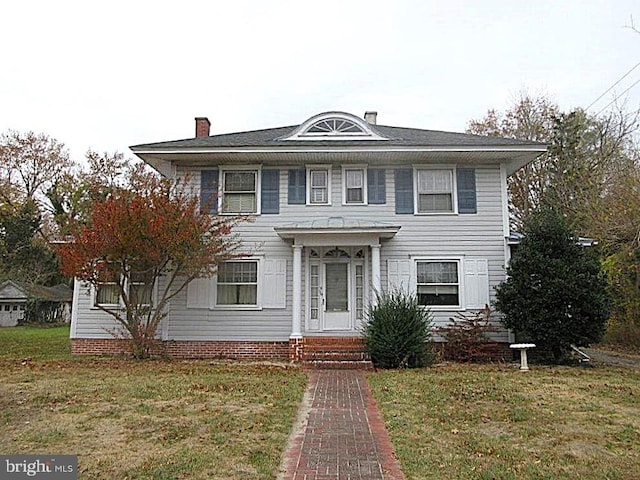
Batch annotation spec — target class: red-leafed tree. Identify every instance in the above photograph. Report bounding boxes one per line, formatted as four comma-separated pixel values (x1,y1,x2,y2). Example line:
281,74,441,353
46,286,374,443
58,174,245,359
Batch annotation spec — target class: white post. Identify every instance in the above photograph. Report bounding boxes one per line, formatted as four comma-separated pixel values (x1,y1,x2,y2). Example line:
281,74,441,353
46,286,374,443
291,244,303,338
520,348,530,371
371,244,381,301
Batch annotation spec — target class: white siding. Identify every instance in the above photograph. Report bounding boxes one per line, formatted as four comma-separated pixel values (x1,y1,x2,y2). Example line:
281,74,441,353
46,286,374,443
72,161,510,343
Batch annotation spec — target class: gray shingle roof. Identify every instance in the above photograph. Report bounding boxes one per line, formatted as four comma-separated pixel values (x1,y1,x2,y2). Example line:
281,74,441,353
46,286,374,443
131,123,544,150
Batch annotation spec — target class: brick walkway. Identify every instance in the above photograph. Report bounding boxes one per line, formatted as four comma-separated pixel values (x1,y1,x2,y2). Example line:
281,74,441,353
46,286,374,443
279,370,405,480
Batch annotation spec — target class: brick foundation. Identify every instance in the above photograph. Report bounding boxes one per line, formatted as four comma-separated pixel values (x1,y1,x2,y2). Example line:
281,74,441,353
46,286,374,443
72,338,289,360
72,337,514,363
436,341,513,362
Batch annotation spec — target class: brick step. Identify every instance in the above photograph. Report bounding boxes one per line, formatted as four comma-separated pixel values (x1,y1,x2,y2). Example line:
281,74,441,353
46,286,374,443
303,351,370,361
304,344,368,353
303,337,365,345
302,359,374,370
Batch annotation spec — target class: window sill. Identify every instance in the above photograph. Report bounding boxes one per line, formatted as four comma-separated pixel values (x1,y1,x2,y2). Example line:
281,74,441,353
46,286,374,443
220,212,260,216
212,305,263,311
413,212,458,216
91,304,121,310
420,305,465,311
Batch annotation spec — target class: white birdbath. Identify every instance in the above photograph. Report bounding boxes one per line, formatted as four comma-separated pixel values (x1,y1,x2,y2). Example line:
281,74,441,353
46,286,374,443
510,343,536,371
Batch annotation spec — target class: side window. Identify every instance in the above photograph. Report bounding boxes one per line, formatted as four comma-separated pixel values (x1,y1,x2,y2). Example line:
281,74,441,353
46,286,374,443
95,268,120,307
129,271,153,307
221,170,258,214
416,260,460,307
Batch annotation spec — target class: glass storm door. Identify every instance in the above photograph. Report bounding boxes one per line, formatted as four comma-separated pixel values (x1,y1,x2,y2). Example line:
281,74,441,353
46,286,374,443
323,262,351,330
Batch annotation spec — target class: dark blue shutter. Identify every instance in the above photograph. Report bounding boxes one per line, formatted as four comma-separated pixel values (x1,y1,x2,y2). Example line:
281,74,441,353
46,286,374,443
200,170,219,214
367,168,386,204
395,169,414,214
288,168,306,204
261,169,280,214
457,168,477,214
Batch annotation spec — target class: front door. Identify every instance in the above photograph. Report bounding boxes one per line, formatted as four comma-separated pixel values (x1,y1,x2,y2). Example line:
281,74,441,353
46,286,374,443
323,262,351,330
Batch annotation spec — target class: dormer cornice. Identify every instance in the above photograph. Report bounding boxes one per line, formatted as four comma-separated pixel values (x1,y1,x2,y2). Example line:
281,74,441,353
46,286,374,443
278,111,389,141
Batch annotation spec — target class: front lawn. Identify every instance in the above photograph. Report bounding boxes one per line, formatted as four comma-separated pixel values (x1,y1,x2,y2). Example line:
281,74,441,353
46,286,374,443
0,325,72,360
368,364,640,480
0,326,307,479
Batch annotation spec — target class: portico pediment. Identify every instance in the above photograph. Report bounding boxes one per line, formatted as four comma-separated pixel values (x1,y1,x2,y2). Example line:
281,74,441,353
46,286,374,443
275,216,400,246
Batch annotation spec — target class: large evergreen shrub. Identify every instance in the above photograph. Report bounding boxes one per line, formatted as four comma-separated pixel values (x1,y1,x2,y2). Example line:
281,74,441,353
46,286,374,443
494,209,610,362
361,289,434,368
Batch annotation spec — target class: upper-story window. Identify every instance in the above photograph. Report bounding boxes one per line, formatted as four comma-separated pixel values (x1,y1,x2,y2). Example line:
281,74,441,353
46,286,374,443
307,167,331,205
343,167,366,204
222,170,258,214
290,167,385,206
395,167,475,215
416,169,454,213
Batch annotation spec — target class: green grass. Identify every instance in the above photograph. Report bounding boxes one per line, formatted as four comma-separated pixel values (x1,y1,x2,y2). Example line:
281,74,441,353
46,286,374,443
0,325,72,360
368,364,640,480
0,326,307,479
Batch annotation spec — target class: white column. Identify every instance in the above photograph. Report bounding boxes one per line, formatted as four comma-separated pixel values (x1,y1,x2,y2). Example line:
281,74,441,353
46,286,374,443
371,244,381,298
291,244,303,338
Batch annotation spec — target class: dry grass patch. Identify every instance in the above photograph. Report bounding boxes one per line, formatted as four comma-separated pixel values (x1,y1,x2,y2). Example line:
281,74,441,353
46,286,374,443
368,363,640,480
0,358,306,479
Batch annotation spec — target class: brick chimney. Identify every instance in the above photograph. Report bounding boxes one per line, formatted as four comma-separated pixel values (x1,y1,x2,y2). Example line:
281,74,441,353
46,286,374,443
364,111,377,125
195,117,211,138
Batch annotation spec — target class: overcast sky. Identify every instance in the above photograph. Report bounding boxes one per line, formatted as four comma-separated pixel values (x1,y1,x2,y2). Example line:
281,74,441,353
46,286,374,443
1,0,639,162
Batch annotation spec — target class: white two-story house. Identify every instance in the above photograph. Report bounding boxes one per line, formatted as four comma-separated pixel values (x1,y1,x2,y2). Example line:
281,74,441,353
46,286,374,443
69,111,545,362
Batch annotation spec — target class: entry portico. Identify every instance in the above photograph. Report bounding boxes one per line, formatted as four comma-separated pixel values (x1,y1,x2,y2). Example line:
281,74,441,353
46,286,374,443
275,217,400,339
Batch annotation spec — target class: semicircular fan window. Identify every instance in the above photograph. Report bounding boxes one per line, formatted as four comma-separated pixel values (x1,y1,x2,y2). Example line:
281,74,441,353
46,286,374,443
306,118,366,135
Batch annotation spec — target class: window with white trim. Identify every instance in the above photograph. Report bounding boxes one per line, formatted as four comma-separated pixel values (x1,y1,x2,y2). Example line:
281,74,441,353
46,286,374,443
416,169,454,213
307,167,330,205
221,170,258,214
94,267,154,308
416,260,460,307
216,261,258,306
343,167,366,204
95,268,120,307
129,271,153,307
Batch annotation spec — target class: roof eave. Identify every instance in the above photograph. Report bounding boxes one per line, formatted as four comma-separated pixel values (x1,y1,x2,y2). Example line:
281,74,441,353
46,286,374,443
132,146,546,176
131,144,547,155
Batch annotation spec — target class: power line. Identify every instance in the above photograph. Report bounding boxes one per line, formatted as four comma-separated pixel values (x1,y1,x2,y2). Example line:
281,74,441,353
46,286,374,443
586,60,640,111
594,77,640,116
